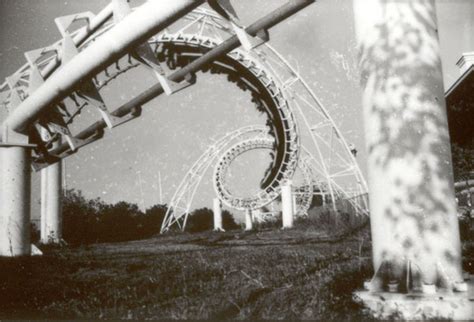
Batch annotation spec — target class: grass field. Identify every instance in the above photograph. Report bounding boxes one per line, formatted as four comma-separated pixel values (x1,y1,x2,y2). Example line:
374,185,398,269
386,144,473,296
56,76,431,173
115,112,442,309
0,222,380,320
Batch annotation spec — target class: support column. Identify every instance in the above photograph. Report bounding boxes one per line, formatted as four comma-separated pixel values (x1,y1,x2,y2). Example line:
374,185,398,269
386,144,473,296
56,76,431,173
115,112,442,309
244,209,253,231
40,160,63,244
282,180,294,228
0,145,32,256
292,194,297,216
353,0,468,310
213,198,224,232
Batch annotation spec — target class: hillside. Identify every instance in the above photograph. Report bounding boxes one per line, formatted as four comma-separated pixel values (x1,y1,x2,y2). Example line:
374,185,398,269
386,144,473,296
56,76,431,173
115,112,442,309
0,224,376,320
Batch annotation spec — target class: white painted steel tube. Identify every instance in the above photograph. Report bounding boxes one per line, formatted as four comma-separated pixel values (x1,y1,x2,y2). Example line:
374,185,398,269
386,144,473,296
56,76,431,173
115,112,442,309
245,209,253,231
0,146,32,256
40,169,47,242
282,180,294,228
213,198,223,231
3,0,204,135
353,0,463,287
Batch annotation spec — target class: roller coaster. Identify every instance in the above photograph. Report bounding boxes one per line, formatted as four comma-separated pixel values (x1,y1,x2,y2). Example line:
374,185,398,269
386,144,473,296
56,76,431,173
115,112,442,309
160,126,319,232
0,0,368,255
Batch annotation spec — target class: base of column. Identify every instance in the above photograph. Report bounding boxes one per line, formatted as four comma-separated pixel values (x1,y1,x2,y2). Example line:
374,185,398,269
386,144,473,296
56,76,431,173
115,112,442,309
40,237,65,245
354,276,474,320
31,244,43,256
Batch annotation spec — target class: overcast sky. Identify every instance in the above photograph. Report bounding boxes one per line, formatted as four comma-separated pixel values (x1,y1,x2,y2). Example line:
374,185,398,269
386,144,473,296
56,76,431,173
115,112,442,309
0,0,472,222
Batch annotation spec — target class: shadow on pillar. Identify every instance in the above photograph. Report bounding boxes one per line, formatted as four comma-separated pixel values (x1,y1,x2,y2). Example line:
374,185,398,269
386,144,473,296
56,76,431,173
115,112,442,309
352,0,473,319
40,161,64,245
0,144,34,256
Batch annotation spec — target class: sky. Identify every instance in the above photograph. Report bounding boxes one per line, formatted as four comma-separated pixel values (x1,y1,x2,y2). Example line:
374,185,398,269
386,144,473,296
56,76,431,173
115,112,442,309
0,0,473,223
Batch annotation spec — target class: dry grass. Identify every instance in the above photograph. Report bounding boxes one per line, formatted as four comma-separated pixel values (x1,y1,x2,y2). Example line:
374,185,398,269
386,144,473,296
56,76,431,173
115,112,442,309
0,226,377,320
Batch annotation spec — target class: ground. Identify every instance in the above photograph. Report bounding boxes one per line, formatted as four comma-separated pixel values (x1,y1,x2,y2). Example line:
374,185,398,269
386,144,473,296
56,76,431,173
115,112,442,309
0,223,379,320
1,220,472,320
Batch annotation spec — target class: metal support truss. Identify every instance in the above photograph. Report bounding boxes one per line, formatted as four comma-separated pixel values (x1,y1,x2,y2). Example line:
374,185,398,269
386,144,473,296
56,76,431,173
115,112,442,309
161,127,315,233
160,125,270,233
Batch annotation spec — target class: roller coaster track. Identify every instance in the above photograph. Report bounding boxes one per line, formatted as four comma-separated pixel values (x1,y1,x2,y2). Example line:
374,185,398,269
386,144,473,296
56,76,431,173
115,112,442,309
0,1,368,233
160,125,270,232
161,127,315,233
213,135,315,212
0,4,300,191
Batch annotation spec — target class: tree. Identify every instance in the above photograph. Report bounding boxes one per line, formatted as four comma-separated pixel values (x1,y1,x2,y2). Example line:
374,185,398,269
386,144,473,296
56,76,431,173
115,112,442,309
222,209,239,230
62,189,104,245
142,204,168,237
186,208,213,233
62,189,168,245
186,207,239,232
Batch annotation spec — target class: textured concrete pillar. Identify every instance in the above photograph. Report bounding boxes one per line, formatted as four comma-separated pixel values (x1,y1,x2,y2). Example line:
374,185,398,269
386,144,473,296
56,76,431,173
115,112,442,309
40,160,62,244
244,209,253,231
282,180,294,228
353,0,463,287
213,198,224,231
0,145,32,256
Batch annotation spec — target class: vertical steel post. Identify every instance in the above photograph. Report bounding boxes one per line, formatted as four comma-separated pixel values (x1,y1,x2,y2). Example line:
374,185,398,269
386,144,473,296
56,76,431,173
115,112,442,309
245,209,253,231
0,145,33,256
282,180,294,228
213,198,223,231
40,160,62,244
40,168,47,242
353,0,463,288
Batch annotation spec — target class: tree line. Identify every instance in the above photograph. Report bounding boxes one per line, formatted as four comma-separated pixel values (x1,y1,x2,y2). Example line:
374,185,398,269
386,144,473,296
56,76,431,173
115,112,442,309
34,189,239,245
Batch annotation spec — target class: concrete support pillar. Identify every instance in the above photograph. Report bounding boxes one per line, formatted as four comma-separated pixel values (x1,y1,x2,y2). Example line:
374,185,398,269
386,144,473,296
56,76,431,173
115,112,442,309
282,180,294,228
244,209,253,231
0,145,32,256
40,160,62,244
213,198,224,232
353,0,463,288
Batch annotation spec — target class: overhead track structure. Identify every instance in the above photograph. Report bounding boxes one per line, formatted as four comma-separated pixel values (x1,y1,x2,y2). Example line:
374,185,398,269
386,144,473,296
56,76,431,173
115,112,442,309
0,0,314,256
0,0,368,254
0,1,312,177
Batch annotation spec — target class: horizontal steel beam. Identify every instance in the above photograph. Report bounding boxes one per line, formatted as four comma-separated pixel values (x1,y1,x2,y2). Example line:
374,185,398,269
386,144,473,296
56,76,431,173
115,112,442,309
48,0,315,161
2,0,205,137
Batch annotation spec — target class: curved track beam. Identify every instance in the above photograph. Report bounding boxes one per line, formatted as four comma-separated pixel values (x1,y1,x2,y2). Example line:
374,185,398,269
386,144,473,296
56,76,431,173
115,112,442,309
213,135,314,214
161,129,315,233
214,136,285,210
